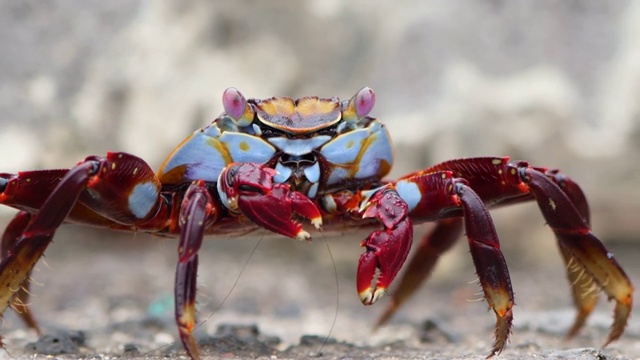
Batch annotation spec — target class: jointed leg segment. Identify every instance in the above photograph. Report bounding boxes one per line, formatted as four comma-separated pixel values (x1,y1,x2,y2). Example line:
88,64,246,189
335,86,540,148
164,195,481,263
371,158,631,357
175,180,216,360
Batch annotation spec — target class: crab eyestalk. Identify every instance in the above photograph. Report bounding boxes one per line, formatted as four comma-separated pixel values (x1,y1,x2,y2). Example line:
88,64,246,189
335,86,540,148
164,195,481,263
222,87,255,126
342,87,376,124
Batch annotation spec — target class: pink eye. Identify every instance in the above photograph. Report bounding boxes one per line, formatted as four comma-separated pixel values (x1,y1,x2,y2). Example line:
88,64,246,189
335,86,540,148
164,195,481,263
222,87,246,119
355,87,375,118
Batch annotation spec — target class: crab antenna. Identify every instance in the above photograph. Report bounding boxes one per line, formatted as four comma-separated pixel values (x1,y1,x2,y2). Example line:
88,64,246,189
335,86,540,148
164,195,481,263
343,87,376,123
222,87,254,126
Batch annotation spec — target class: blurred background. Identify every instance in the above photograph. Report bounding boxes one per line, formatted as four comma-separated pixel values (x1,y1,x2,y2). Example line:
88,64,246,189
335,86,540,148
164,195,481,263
0,1,639,358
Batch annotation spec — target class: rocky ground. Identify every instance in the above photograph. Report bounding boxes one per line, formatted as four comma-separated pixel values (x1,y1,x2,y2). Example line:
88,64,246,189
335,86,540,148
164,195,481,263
0,225,637,360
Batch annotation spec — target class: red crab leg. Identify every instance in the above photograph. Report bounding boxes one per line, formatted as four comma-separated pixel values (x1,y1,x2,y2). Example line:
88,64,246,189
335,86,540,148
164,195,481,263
539,169,597,338
519,166,632,346
218,163,322,240
382,157,631,348
343,172,514,357
0,164,159,229
0,211,40,333
0,160,99,333
175,180,216,360
454,180,513,357
374,218,463,328
0,152,170,345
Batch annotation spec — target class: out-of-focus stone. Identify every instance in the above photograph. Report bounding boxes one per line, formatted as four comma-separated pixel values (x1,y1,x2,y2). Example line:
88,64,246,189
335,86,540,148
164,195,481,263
1,0,639,253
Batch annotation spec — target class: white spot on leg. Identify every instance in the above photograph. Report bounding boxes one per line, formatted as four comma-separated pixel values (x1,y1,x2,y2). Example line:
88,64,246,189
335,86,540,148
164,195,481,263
395,180,421,212
128,181,159,218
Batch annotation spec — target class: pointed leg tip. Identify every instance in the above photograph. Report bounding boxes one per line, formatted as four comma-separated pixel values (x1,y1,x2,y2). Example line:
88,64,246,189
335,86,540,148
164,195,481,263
179,327,201,360
487,307,512,358
601,300,632,348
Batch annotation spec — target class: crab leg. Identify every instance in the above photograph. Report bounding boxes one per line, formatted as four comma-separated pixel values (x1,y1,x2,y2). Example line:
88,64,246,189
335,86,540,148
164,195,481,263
0,152,172,344
175,180,216,360
0,160,99,331
519,167,632,346
0,211,40,333
454,180,513,357
379,157,631,349
396,171,513,356
339,172,514,356
539,169,598,338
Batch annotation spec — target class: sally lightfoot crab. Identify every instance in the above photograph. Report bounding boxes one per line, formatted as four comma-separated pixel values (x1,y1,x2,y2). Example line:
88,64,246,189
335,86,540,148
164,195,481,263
0,87,633,359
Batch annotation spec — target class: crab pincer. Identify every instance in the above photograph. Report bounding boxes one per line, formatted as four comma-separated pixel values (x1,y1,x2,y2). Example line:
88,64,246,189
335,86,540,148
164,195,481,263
218,163,322,240
356,186,413,305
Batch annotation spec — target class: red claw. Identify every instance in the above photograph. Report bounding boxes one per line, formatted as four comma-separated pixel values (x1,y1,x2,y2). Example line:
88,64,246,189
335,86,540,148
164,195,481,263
219,163,322,240
357,187,413,305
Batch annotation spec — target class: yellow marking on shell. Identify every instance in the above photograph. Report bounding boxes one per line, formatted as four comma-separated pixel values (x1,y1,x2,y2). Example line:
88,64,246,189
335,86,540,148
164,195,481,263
335,125,393,180
259,97,296,117
498,169,503,174
158,133,195,181
111,163,116,170
549,198,557,211
158,164,187,185
26,178,31,182
239,141,250,152
492,158,503,165
377,159,391,178
346,139,355,149
441,173,447,179
118,153,123,159
297,97,339,117
510,168,516,175
346,131,379,178
207,138,233,165
132,167,139,175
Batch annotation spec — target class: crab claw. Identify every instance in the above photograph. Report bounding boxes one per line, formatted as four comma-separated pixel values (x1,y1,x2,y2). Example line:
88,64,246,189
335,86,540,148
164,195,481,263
357,187,413,305
218,163,322,240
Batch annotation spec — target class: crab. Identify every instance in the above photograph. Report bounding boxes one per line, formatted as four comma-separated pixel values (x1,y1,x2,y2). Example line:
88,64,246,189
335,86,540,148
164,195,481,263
0,87,633,359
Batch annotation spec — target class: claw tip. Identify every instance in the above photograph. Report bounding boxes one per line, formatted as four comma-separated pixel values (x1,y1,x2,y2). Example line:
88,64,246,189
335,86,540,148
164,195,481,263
359,287,386,305
296,230,311,241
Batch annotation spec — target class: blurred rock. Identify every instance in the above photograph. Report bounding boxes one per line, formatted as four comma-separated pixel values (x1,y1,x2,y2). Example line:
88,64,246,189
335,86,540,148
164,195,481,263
0,1,638,261
25,330,87,355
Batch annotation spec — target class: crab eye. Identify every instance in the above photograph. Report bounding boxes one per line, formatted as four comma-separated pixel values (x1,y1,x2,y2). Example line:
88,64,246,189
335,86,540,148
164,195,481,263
355,87,375,118
223,87,247,120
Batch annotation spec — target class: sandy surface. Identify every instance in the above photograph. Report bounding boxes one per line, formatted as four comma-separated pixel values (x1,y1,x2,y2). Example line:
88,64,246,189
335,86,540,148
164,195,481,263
0,224,637,360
